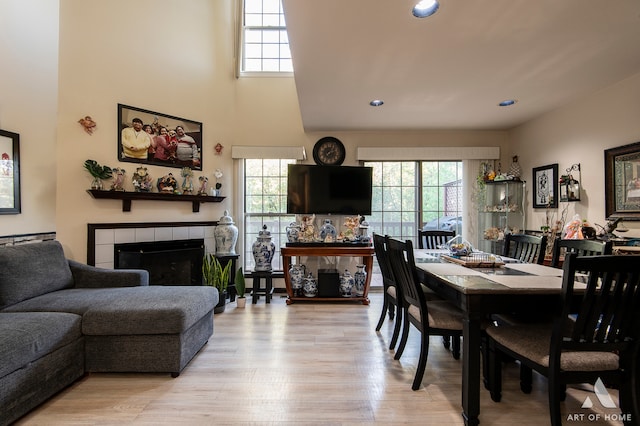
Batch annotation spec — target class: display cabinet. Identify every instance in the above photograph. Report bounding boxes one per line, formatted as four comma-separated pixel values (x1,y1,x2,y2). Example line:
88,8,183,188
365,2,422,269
477,180,526,255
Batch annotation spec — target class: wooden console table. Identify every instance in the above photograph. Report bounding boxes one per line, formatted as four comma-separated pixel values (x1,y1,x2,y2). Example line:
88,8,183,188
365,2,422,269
281,245,374,305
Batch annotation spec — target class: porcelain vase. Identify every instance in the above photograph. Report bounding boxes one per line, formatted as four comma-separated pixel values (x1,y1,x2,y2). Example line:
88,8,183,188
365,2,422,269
289,263,306,297
303,272,318,298
339,269,354,297
252,225,275,271
214,210,238,255
354,264,367,297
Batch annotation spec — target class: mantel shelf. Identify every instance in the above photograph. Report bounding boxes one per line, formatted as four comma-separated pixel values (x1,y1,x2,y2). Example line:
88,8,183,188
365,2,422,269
86,189,225,213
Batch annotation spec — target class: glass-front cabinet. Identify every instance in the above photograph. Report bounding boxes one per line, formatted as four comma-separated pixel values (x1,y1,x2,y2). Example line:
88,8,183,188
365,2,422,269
477,180,526,254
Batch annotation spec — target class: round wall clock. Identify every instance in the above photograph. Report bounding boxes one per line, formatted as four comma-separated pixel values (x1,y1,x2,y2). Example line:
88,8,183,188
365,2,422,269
312,137,346,166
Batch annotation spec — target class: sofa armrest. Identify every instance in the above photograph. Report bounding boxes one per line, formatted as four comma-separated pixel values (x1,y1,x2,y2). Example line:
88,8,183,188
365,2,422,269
68,260,149,288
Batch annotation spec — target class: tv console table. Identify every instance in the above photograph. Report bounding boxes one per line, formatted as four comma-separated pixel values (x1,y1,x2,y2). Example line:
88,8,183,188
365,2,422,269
281,245,374,305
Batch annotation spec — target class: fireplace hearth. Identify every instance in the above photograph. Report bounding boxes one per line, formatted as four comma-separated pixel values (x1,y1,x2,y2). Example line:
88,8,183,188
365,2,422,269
114,239,204,286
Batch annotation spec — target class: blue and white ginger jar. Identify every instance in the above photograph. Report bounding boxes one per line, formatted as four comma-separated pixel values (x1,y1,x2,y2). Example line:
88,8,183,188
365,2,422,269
303,272,318,297
289,263,306,297
252,224,276,271
339,269,354,297
214,210,238,255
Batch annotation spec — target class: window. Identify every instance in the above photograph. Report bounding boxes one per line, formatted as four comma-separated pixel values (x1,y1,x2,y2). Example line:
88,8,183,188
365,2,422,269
365,161,463,245
241,0,292,73
243,158,296,272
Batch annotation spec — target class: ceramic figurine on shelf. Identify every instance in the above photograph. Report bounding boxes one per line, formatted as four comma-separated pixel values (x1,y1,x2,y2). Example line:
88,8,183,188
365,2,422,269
110,168,126,191
157,173,178,193
300,214,316,242
132,166,153,192
181,167,194,194
197,176,208,196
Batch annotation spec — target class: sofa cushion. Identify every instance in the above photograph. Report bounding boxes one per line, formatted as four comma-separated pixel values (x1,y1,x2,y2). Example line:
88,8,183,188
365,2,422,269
81,286,218,335
0,241,74,310
0,312,83,378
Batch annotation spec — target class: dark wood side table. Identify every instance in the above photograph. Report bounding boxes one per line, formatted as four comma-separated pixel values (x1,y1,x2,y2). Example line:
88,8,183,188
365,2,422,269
215,254,239,301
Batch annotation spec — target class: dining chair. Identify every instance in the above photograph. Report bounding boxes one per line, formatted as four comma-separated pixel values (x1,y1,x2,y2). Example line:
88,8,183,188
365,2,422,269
373,233,403,350
486,253,640,426
550,238,613,268
418,229,456,250
502,233,547,264
417,229,456,352
386,236,463,390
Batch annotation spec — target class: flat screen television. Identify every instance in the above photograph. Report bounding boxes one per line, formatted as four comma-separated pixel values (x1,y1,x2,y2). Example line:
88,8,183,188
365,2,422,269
287,164,373,215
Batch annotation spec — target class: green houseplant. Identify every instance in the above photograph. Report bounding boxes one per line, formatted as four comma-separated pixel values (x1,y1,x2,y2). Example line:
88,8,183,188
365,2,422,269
202,254,231,313
84,159,112,190
234,267,246,308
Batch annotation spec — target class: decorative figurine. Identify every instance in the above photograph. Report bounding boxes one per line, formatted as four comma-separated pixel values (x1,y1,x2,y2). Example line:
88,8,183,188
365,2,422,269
78,116,97,135
132,166,153,192
110,168,126,191
181,167,193,194
157,173,178,193
197,176,208,195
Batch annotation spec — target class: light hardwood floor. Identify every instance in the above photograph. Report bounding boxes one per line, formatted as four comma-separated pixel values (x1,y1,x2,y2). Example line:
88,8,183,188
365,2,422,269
17,289,624,425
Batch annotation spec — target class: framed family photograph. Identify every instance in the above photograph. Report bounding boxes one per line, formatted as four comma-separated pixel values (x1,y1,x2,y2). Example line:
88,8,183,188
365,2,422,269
532,163,558,209
605,141,640,220
0,129,21,214
117,104,203,171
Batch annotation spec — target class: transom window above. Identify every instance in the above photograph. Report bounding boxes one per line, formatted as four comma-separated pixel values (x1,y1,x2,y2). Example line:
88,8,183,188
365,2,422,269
241,0,293,73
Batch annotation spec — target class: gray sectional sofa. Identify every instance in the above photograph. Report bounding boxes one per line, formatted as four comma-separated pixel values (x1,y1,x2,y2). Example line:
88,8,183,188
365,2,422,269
0,240,218,426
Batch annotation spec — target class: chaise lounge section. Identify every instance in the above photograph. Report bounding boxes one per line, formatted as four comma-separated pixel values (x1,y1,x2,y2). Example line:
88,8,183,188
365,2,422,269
0,240,218,426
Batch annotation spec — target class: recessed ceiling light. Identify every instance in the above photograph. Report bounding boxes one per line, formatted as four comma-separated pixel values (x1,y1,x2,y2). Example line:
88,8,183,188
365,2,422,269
370,99,384,107
413,0,440,18
498,99,517,107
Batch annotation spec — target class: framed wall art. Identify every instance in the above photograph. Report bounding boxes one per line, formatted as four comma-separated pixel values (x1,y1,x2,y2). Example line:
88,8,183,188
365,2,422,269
532,163,558,209
0,129,21,214
117,104,203,171
605,141,640,220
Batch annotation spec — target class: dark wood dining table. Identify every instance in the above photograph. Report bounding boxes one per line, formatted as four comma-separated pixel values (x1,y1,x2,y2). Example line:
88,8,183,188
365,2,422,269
412,249,571,426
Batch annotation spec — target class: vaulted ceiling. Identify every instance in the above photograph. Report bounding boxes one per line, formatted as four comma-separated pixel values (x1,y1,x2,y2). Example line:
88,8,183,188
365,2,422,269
282,0,640,132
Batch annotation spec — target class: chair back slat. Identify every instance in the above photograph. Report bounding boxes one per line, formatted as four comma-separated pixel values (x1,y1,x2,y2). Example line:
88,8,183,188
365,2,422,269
550,239,612,268
503,234,547,264
557,254,640,355
418,230,456,249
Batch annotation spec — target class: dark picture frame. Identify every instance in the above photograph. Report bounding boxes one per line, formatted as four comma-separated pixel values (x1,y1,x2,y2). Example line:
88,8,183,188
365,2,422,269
0,129,21,214
605,141,640,220
532,163,558,208
118,104,203,171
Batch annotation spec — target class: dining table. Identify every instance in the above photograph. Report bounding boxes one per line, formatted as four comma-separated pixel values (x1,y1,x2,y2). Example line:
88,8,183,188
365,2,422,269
412,248,575,426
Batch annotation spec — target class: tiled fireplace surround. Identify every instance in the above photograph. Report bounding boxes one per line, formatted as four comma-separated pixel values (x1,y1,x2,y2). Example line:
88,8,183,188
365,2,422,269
87,221,218,268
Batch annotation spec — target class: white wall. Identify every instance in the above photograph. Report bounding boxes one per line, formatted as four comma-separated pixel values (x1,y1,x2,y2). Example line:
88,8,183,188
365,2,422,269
510,71,640,237
0,0,59,236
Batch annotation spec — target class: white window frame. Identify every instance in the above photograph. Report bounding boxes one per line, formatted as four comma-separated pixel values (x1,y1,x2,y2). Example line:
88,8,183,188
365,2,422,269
237,0,293,77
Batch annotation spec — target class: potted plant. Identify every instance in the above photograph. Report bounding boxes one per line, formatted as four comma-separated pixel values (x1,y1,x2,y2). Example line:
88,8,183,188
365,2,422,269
202,254,231,314
84,159,112,190
235,267,246,308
